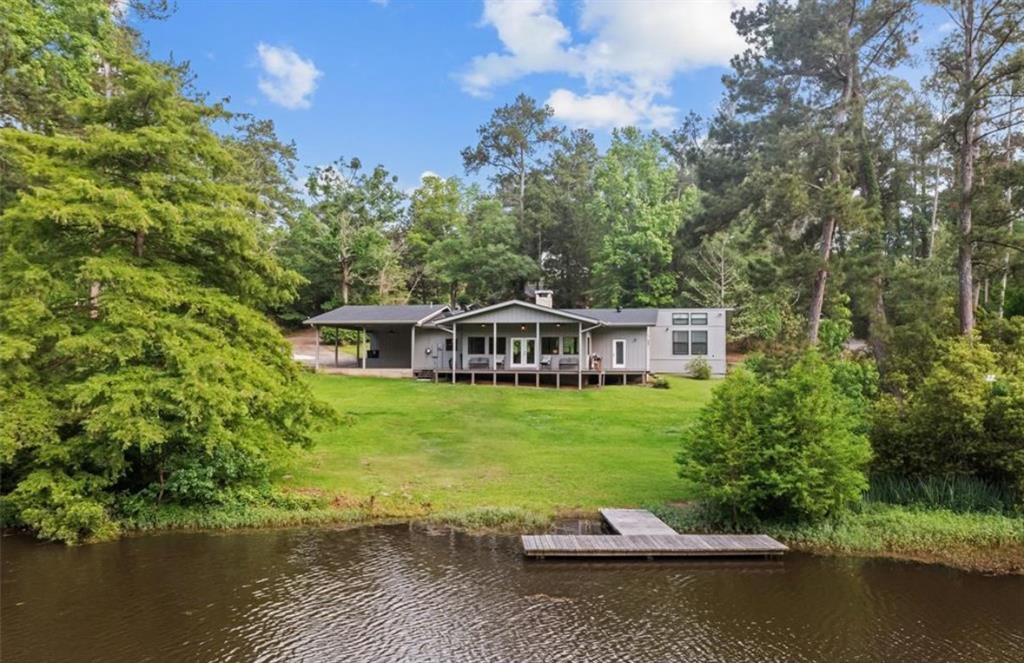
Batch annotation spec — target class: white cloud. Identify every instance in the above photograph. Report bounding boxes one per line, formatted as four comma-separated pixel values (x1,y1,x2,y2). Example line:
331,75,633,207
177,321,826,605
459,0,752,128
420,170,441,181
256,43,322,110
545,89,676,130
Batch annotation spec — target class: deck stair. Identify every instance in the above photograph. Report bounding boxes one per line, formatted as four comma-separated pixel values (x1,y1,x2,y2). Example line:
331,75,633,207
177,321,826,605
521,508,788,558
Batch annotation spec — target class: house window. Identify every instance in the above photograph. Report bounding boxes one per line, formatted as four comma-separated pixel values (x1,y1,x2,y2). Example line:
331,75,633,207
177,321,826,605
690,312,708,325
444,338,453,351
672,312,689,325
541,337,560,354
672,331,689,355
562,336,578,354
489,337,507,355
691,330,708,355
467,337,487,354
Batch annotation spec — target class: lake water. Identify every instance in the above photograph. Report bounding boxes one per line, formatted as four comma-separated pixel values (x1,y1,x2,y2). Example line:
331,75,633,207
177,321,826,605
2,525,1023,662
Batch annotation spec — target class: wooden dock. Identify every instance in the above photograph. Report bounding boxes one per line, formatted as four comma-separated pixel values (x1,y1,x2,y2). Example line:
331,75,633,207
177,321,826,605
521,509,788,558
600,508,678,535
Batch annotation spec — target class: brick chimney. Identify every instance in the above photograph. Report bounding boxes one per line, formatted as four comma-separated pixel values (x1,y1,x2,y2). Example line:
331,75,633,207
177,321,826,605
534,289,553,308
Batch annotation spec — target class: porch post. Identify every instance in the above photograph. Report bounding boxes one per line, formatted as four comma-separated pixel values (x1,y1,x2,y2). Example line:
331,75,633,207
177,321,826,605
492,322,497,371
313,324,320,372
360,327,366,370
410,325,416,372
577,322,583,390
452,322,457,384
534,322,540,370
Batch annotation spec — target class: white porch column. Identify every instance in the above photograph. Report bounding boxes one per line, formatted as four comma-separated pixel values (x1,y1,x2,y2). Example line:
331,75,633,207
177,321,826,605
360,327,366,370
577,322,583,390
313,324,320,372
492,322,497,370
534,322,540,369
452,322,457,383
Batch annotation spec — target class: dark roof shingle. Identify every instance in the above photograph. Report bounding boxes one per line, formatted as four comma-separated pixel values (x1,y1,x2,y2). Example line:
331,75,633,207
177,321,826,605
562,308,658,325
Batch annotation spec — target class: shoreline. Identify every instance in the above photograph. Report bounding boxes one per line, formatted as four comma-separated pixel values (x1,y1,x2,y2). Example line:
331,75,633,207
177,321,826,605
22,500,1021,576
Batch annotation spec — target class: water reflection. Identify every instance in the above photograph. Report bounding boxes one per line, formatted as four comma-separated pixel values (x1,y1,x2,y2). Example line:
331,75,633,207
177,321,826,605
2,526,1022,662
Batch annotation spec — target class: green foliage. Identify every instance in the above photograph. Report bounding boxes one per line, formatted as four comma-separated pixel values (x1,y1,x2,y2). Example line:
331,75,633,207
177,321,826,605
866,474,1016,514
592,128,698,307
426,198,539,306
0,25,331,542
871,335,1024,499
688,357,711,380
651,377,671,389
677,351,873,523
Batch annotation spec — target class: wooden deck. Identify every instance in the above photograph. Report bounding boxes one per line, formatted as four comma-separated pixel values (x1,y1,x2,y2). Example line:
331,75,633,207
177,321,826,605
521,508,788,558
600,508,678,535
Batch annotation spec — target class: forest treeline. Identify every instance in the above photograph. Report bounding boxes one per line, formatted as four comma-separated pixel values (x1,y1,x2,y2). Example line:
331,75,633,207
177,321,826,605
1,0,1022,542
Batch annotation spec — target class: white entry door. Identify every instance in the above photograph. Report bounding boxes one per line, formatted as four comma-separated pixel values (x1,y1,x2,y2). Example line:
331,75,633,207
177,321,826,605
612,339,626,368
510,338,536,368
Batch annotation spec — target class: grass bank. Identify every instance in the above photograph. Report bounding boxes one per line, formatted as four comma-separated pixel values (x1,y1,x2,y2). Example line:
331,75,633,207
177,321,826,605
650,502,1024,574
124,374,1022,574
279,373,715,522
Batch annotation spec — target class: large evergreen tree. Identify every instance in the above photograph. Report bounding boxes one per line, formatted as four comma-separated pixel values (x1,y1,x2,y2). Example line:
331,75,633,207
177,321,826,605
0,4,328,542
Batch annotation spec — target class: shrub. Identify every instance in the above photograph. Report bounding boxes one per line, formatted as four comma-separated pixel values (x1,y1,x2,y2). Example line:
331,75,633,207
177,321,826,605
689,357,711,380
651,377,671,389
677,350,872,524
871,335,1024,501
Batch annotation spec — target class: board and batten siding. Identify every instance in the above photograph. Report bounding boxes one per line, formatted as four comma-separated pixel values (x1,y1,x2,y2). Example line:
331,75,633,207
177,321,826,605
648,308,727,375
413,327,450,370
589,328,648,371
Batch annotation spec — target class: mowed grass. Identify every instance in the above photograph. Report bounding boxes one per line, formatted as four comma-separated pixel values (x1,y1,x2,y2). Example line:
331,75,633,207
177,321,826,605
281,374,715,520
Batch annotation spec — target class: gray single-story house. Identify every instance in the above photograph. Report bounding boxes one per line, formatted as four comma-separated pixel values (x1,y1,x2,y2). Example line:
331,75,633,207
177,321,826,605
305,291,727,387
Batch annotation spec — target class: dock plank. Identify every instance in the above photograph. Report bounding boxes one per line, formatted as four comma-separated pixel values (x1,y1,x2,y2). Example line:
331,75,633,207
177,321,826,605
600,508,677,535
524,507,787,558
521,534,788,557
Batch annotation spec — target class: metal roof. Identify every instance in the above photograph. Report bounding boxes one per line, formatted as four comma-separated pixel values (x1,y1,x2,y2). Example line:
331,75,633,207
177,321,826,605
305,304,448,326
305,303,666,327
438,300,600,325
562,308,659,326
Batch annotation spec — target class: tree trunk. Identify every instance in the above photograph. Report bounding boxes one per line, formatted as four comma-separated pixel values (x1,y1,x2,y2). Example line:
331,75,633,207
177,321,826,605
809,17,856,345
926,159,941,259
957,0,977,335
134,230,145,258
998,95,1015,318
808,214,837,344
340,262,350,305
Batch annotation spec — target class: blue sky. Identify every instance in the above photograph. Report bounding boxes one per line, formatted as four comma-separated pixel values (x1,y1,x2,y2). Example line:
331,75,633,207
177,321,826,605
133,1,949,193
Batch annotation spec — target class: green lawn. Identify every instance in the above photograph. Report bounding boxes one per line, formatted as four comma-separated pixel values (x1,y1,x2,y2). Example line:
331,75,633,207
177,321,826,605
282,374,715,520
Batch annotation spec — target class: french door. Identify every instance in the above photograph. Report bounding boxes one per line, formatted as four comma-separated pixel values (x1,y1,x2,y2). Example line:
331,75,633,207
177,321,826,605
510,338,536,368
